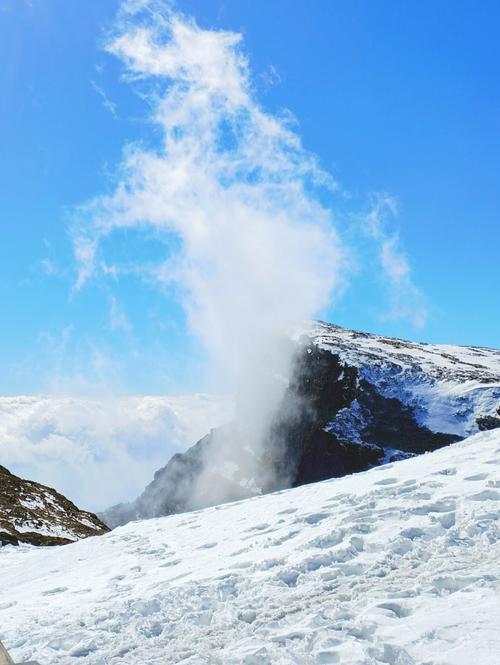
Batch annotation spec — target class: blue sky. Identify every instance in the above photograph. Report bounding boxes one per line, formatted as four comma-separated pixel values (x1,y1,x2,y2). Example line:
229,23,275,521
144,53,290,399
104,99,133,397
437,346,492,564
1,0,499,396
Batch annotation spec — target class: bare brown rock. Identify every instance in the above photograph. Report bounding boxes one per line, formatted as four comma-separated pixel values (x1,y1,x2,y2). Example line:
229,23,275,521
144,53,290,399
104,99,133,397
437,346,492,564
0,465,109,547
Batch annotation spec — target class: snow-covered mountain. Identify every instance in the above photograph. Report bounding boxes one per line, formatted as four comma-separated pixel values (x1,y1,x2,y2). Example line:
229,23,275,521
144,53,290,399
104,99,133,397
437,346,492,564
307,320,500,439
103,322,500,526
1,429,498,664
0,465,109,546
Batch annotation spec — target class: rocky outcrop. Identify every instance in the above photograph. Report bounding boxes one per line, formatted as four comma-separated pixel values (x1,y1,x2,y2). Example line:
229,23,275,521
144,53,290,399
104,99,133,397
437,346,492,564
269,341,461,488
0,465,109,546
102,322,497,529
476,410,500,431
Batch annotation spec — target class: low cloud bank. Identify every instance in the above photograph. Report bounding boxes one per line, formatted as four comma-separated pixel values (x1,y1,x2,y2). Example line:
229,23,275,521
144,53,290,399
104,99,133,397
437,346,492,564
0,394,233,512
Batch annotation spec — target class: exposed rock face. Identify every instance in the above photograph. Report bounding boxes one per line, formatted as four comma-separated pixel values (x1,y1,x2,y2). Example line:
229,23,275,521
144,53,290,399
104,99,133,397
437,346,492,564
102,323,500,528
271,342,461,489
476,411,500,431
0,465,109,546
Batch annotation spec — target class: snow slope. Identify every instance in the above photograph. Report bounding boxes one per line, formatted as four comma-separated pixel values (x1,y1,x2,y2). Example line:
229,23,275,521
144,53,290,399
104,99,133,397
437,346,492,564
1,429,499,665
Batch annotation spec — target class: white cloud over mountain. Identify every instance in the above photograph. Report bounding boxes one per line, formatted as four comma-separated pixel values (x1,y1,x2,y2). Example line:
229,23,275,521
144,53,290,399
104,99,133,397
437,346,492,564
0,394,233,512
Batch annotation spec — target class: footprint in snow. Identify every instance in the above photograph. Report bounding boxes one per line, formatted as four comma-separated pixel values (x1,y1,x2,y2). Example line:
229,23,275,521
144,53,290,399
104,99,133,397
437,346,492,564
394,484,418,495
141,547,168,556
245,523,271,533
349,522,373,535
432,575,478,594
256,558,283,571
159,558,180,568
270,529,301,546
299,512,330,525
238,609,257,624
317,651,340,663
276,569,300,587
436,467,458,475
42,586,68,596
434,512,456,529
464,472,489,481
277,507,297,515
374,477,399,486
322,492,352,506
228,560,253,570
373,463,394,472
468,489,500,501
377,602,412,618
229,547,248,556
410,499,456,515
309,530,345,549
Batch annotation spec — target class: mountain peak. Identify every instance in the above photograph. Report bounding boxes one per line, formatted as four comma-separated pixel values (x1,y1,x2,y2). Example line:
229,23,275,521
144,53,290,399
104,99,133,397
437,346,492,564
102,322,500,527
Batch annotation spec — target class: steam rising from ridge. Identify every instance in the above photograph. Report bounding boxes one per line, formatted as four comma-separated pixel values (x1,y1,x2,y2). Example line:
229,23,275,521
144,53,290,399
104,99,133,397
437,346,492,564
75,1,345,501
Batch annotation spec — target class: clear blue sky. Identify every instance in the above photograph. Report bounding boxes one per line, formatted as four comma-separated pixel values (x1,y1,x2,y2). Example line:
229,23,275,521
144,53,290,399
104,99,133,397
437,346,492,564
1,0,499,395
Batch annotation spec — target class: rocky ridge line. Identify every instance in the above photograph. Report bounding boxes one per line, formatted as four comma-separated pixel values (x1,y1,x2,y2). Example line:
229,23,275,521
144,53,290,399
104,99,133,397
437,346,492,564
0,465,109,546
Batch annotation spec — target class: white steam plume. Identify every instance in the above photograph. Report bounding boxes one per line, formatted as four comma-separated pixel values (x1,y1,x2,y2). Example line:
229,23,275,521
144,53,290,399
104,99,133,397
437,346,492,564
74,1,345,502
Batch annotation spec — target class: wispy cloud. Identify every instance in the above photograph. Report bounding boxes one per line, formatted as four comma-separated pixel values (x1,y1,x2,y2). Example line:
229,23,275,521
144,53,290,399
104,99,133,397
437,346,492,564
108,295,132,334
40,257,57,276
259,64,282,91
365,194,428,328
73,234,97,291
37,238,65,279
91,80,118,118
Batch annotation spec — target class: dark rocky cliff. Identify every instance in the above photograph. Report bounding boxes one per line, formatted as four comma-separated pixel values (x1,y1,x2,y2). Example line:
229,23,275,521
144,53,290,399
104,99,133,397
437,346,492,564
103,328,483,528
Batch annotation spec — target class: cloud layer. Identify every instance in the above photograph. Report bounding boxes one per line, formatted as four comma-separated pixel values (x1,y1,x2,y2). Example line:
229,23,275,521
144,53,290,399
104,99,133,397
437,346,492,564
0,394,233,511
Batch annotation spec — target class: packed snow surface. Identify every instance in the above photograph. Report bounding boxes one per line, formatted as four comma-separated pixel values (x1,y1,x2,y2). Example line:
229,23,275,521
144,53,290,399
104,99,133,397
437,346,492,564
1,430,499,664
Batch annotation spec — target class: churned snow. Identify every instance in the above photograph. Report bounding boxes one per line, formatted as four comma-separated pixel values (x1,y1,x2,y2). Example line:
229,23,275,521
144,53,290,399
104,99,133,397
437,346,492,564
1,429,499,664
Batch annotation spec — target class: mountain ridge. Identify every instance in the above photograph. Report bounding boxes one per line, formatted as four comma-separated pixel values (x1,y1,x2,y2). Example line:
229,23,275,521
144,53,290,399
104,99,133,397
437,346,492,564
102,321,499,527
0,465,109,546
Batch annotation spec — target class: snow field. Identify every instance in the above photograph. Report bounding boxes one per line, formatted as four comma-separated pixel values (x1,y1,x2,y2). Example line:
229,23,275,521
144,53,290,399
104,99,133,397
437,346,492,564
0,429,499,664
